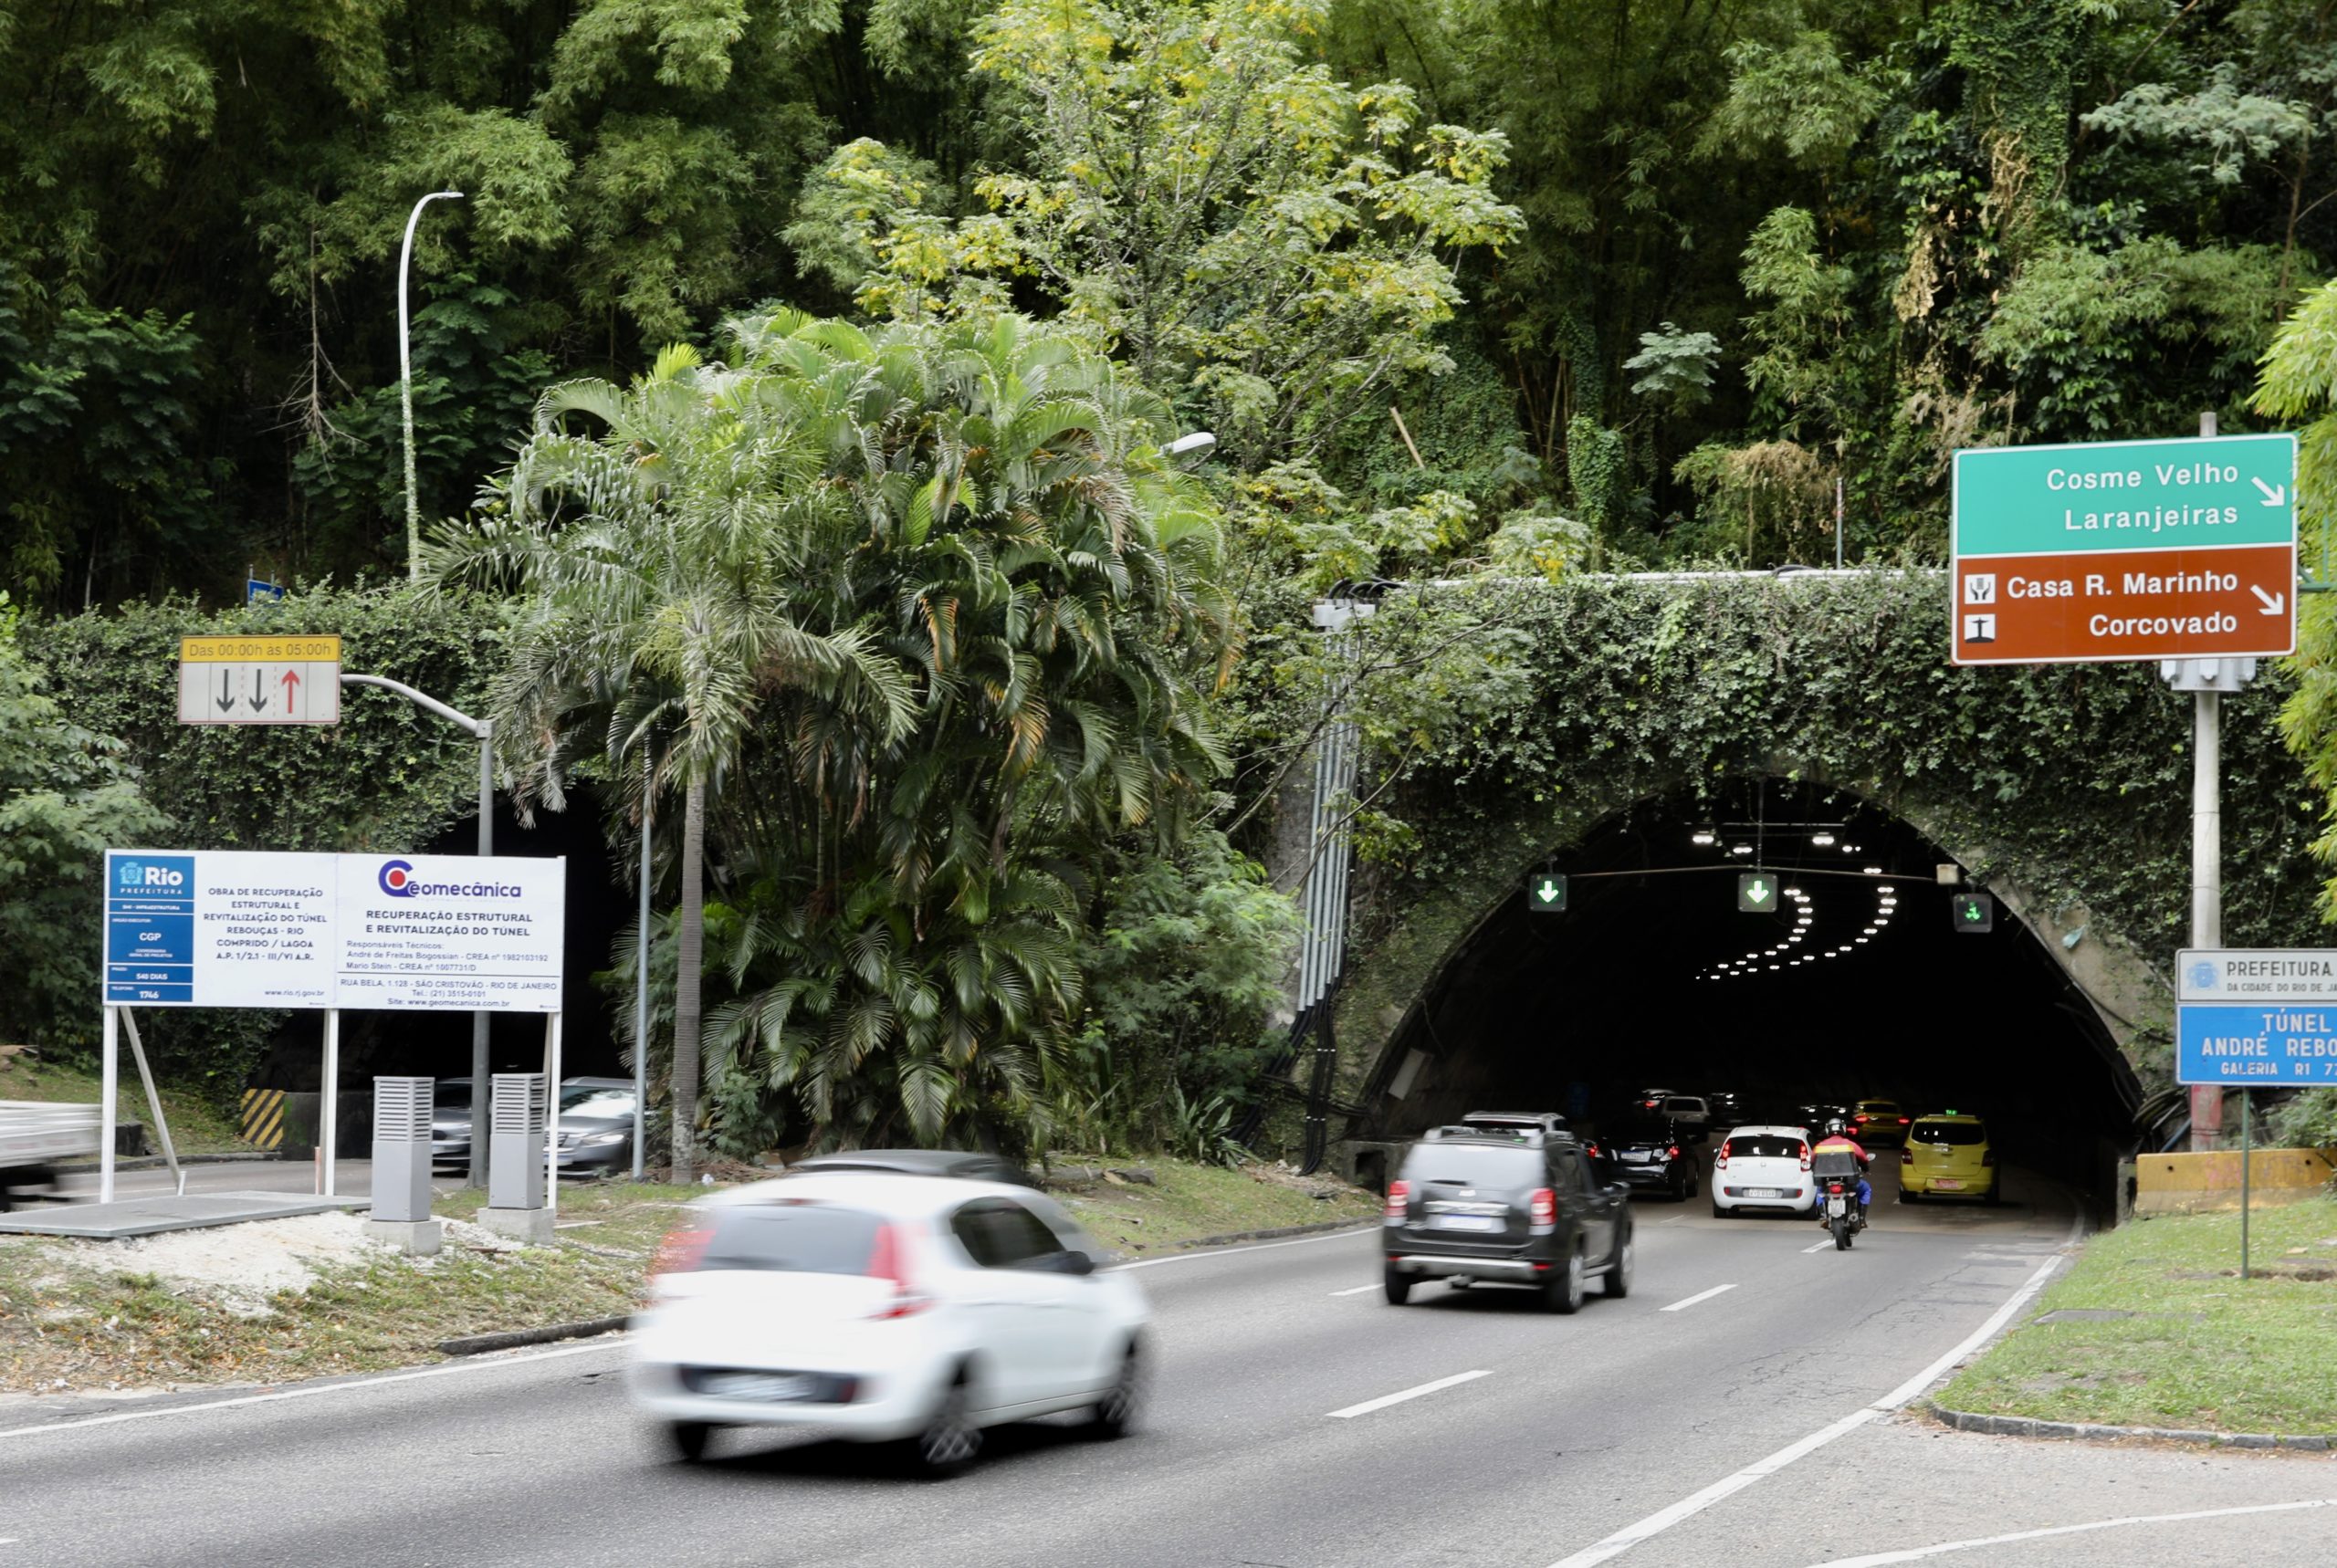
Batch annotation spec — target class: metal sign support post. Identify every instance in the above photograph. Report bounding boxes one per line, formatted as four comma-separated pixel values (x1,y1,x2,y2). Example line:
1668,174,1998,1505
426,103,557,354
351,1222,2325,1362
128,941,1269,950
2240,1090,2254,1280
321,1009,341,1197
543,1011,562,1221
633,761,650,1182
100,1006,118,1204
341,672,495,1188
2191,674,2223,1150
117,1009,183,1194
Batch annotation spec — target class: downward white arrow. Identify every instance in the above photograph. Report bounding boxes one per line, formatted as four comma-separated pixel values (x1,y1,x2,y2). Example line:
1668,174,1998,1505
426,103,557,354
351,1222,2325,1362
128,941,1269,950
2252,584,2287,616
2252,477,2288,507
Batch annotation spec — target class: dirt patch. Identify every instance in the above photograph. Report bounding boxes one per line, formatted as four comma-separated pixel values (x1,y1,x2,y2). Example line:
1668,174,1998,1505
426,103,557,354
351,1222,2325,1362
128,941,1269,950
35,1213,390,1316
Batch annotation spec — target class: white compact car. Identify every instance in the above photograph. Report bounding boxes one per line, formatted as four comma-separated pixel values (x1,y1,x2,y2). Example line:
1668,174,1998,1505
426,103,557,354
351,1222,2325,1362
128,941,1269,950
629,1170,1148,1474
1708,1126,1816,1217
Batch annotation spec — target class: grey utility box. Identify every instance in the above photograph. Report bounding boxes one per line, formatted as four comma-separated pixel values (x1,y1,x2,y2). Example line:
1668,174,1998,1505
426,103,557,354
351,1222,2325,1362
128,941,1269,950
371,1077,433,1222
487,1072,548,1213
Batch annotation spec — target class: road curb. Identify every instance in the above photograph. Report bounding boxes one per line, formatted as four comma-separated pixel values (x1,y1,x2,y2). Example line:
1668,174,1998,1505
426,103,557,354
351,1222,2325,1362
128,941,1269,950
1921,1398,2333,1451
1173,1217,1372,1250
436,1316,632,1358
53,1152,282,1176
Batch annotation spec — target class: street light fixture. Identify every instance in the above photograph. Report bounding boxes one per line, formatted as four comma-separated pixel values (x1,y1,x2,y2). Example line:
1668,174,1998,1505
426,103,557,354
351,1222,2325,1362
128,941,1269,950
1166,431,1217,459
399,190,464,582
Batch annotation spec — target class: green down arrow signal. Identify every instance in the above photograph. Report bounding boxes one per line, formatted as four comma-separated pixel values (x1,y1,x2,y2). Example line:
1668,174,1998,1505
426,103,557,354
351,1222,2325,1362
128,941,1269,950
1527,873,1567,914
1738,873,1776,913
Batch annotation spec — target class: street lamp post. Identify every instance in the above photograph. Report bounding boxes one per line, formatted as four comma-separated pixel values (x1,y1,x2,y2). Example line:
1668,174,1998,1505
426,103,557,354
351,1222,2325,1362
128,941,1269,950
341,672,496,1187
398,190,464,582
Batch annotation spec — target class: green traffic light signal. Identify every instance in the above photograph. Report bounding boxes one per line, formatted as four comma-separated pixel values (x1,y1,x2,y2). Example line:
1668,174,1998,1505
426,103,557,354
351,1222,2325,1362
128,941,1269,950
1527,872,1567,914
1737,873,1777,913
1952,891,1995,933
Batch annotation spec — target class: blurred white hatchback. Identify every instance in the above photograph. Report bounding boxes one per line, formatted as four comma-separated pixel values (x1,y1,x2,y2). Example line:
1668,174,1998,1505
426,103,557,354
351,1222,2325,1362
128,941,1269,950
628,1170,1148,1474
1708,1125,1816,1217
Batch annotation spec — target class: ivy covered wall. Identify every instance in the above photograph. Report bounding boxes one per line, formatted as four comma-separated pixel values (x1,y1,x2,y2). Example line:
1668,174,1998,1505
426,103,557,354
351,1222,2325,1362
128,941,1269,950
1329,570,2324,1103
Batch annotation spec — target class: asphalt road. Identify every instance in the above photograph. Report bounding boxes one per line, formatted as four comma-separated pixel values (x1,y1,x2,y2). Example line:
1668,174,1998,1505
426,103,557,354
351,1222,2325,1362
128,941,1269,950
5,1164,2331,1566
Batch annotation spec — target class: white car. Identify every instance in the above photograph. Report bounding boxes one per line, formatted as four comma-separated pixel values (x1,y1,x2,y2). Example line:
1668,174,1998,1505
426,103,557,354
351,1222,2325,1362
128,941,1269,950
628,1170,1148,1474
1709,1125,1816,1217
1660,1095,1712,1137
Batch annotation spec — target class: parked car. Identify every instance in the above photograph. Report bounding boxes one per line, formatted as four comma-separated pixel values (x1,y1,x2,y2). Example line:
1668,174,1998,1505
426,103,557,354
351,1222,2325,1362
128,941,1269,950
1381,1124,1631,1312
790,1148,1037,1187
1850,1099,1912,1148
430,1078,475,1172
1600,1113,1700,1202
554,1078,641,1177
1901,1113,1998,1203
1709,1126,1815,1218
629,1169,1146,1473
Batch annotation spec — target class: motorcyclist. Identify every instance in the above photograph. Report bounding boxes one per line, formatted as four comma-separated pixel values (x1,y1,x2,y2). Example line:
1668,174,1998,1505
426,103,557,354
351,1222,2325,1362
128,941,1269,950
1810,1118,1872,1225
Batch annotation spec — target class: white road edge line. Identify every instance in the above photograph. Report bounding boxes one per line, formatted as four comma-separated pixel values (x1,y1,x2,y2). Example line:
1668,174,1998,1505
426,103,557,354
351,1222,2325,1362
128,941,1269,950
1660,1283,1737,1313
1545,1205,2084,1568
1803,1498,2337,1567
1329,1283,1381,1297
1327,1369,1492,1420
0,1338,624,1444
1115,1224,1371,1270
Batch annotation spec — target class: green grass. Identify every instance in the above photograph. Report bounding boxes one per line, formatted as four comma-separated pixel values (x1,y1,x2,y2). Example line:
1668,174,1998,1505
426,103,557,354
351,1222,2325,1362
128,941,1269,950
1053,1159,1377,1255
1936,1197,2337,1438
0,1052,249,1156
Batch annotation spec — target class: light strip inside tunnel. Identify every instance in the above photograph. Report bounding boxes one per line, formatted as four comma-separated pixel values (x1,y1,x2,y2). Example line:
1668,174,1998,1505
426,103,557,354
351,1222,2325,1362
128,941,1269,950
1699,883,1896,981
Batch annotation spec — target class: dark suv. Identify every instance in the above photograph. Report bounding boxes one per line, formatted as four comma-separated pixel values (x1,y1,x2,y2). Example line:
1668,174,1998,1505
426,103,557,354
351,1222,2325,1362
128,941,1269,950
1382,1126,1632,1312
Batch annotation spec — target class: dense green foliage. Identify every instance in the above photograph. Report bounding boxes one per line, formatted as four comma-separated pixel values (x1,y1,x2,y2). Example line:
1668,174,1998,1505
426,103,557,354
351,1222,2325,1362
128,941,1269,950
11,0,2330,609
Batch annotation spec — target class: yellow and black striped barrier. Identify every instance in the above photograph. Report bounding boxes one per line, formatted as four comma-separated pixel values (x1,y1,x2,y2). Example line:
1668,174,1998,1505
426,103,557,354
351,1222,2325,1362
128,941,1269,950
240,1088,287,1150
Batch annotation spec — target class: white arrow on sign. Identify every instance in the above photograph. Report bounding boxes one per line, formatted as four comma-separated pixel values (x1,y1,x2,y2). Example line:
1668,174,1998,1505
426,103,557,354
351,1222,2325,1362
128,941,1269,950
2253,477,2288,507
2252,584,2287,616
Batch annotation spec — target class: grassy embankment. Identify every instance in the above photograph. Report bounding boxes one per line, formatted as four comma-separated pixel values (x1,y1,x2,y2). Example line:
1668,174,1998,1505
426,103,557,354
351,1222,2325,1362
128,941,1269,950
0,1051,248,1156
1936,1196,2337,1438
0,1160,1372,1395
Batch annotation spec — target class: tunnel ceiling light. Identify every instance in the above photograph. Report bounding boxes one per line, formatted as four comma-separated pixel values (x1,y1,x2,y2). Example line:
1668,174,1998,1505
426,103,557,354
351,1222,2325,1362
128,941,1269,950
1863,866,1883,875
1855,936,1869,944
1810,831,1836,847
1767,964,1781,970
1692,828,1717,846
1732,844,1755,856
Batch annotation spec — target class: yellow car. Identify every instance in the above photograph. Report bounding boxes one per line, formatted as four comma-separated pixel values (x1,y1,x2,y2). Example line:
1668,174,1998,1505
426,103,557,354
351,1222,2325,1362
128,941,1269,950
1899,1113,1997,1203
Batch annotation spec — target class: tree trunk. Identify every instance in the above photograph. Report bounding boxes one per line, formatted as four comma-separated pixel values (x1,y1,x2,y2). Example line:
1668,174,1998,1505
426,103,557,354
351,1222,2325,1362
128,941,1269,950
671,775,707,1182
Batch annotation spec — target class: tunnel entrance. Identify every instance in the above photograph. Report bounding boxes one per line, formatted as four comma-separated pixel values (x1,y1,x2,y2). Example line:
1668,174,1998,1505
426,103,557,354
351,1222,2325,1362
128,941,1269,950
1357,779,2140,1207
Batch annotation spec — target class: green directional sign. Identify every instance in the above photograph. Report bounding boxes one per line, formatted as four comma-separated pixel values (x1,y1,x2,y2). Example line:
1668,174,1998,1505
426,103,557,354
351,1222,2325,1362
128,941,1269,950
1737,873,1777,914
1952,434,2295,557
1526,872,1567,914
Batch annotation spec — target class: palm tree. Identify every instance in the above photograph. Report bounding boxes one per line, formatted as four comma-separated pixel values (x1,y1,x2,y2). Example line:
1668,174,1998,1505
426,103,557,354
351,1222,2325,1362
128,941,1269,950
428,340,915,1178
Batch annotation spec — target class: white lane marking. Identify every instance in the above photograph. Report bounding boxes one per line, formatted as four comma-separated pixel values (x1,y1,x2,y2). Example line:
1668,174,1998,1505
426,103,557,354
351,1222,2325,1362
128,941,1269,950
0,1338,624,1444
1805,1498,2337,1567
1660,1283,1738,1313
1801,1239,1835,1253
1327,1369,1492,1420
1546,1204,2083,1568
1329,1283,1381,1297
1114,1224,1372,1270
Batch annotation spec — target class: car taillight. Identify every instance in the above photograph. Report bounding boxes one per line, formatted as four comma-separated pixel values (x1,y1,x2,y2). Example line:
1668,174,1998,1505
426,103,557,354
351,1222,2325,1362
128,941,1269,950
1385,1179,1410,1220
1798,1143,1811,1171
1981,1149,1995,1166
1828,1182,1844,1195
865,1222,932,1319
1897,1117,1911,1126
651,1220,711,1276
1666,1145,1680,1160
1529,1187,1557,1227
1902,1148,1913,1165
1715,1144,1730,1169
1853,1113,1870,1124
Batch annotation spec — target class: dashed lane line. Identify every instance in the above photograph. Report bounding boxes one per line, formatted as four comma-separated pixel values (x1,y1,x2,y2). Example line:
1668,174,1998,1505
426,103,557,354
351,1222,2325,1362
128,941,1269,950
1803,1499,2337,1566
1659,1284,1737,1313
1329,1283,1381,1297
1326,1370,1492,1420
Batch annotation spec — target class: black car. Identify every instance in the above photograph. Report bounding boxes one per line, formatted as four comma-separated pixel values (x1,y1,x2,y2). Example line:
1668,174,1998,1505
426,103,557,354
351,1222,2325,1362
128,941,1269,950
788,1147,1038,1187
1600,1113,1700,1201
1382,1125,1632,1312
1704,1091,1746,1127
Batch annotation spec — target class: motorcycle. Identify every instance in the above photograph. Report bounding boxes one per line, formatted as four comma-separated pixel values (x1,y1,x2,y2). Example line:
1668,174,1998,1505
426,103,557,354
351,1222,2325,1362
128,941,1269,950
1811,1150,1867,1250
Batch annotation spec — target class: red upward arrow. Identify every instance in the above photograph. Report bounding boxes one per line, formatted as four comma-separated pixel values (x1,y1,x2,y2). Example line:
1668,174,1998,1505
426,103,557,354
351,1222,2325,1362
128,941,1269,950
280,668,301,712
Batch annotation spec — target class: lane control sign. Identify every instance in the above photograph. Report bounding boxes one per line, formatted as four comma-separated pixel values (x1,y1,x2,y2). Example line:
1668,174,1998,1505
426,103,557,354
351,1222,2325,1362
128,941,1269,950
1526,873,1568,914
1738,873,1778,914
1950,434,2295,665
178,635,341,725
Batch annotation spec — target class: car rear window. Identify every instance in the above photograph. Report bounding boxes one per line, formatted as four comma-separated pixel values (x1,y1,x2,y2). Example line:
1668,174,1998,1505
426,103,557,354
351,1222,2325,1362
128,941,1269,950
1402,1145,1545,1186
691,1204,884,1273
1910,1121,1986,1145
1725,1134,1801,1160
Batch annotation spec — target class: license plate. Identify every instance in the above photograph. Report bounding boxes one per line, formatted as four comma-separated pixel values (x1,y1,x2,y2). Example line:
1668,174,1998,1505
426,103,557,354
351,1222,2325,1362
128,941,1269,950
1826,1197,1847,1216
1745,1187,1785,1198
1433,1214,1497,1232
706,1372,814,1402
1934,1179,1964,1191
1620,1151,1651,1163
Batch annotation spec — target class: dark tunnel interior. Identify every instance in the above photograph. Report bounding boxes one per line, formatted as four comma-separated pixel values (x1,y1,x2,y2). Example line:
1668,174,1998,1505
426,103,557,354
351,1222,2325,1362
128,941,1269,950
1364,780,2142,1205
